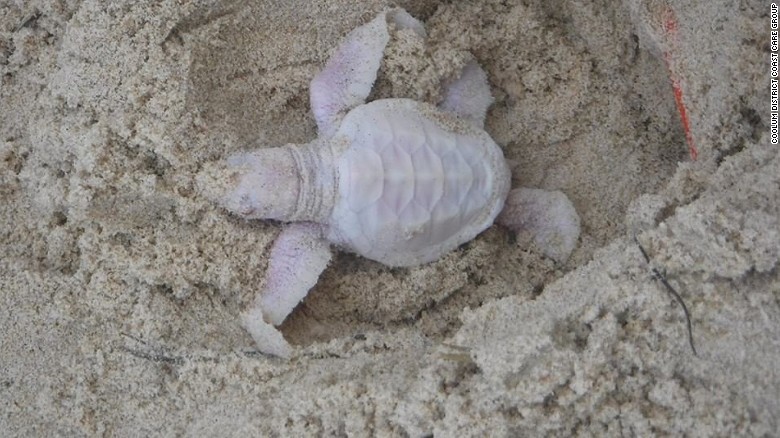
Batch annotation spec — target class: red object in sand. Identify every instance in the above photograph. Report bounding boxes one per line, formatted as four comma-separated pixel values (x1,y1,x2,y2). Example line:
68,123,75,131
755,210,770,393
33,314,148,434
660,6,698,161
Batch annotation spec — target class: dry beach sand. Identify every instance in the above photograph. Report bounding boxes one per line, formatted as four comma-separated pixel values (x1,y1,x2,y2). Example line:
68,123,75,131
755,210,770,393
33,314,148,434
1,0,776,435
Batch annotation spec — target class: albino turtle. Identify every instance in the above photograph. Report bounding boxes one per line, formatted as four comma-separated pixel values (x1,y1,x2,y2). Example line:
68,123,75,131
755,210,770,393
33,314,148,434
206,9,580,357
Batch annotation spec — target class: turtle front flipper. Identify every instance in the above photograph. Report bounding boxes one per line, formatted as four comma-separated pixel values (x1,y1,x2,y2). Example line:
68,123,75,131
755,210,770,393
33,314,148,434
310,9,425,136
241,222,332,357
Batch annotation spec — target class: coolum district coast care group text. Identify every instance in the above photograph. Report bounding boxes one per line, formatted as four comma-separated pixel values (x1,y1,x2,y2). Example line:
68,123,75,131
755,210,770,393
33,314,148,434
771,2,779,144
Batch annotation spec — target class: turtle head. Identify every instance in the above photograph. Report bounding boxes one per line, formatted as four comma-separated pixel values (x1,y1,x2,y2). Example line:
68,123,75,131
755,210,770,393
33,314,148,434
218,147,301,221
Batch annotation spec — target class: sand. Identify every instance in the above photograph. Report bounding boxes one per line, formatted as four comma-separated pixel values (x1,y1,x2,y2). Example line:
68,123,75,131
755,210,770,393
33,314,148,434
1,0,775,435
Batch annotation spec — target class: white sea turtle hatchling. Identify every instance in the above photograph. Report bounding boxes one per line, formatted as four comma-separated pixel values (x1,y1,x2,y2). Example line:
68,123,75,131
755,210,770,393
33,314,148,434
203,9,581,357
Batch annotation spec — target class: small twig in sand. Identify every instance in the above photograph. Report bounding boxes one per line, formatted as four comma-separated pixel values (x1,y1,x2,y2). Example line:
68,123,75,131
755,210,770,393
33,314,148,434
15,10,40,33
634,236,697,356
120,332,279,364
122,346,184,365
120,332,184,365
